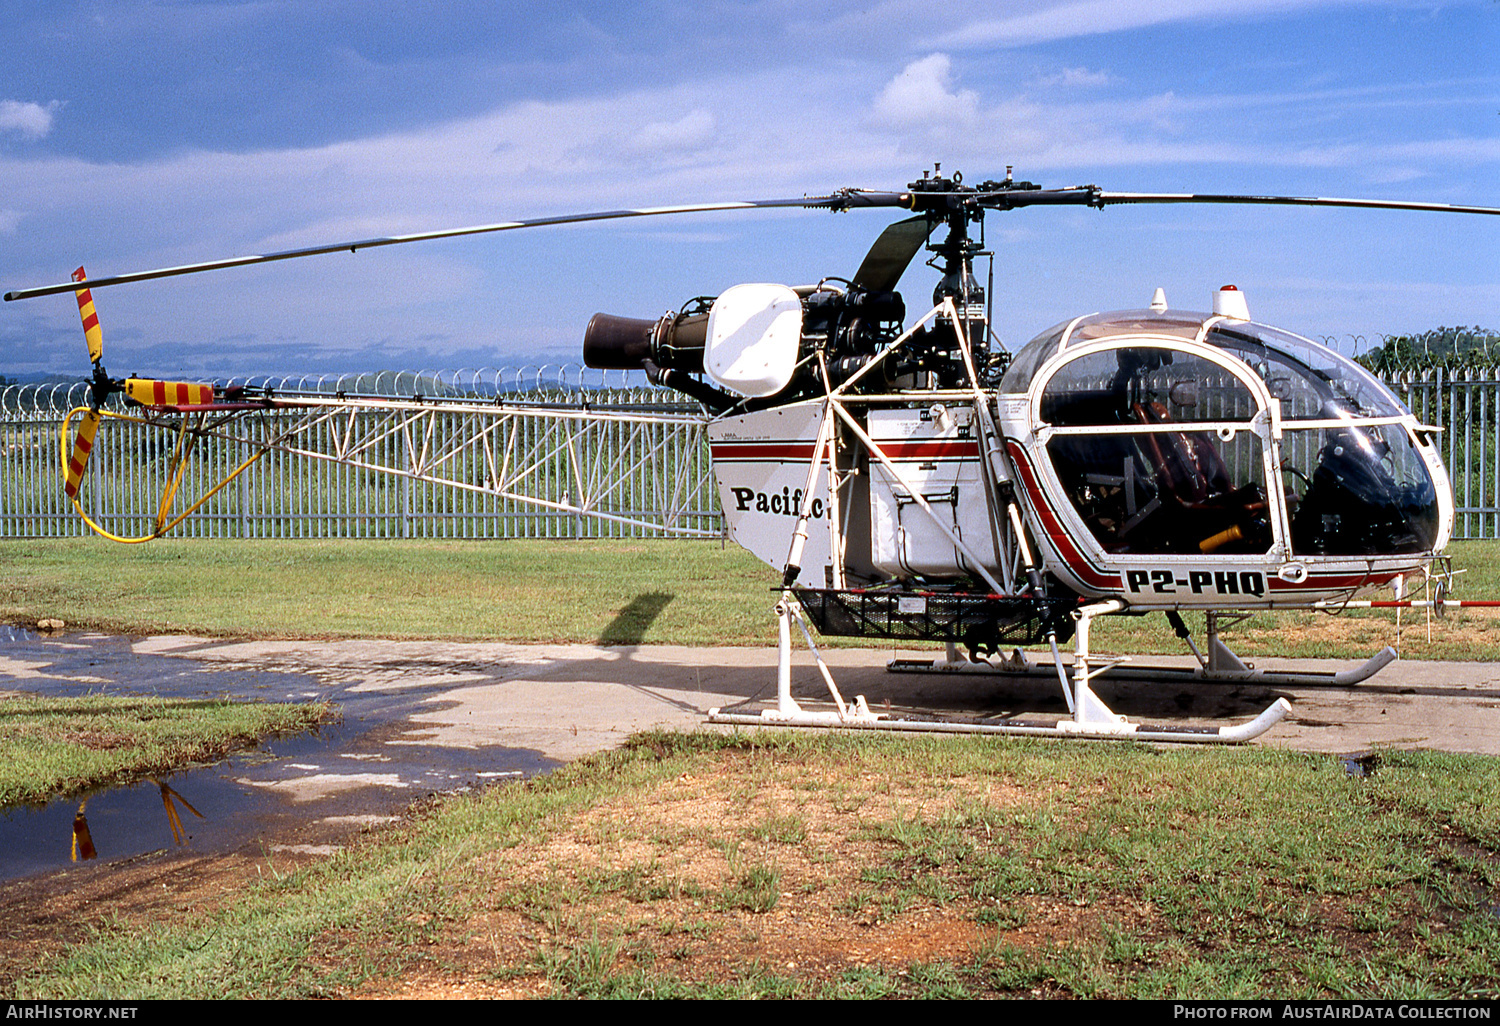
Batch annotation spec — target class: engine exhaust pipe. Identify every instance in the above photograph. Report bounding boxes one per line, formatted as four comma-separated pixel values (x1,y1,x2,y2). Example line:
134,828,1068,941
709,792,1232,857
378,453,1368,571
583,311,708,373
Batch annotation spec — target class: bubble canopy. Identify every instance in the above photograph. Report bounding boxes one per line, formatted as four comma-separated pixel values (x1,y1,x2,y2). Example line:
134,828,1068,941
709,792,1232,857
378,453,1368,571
999,310,1449,561
1003,310,1405,418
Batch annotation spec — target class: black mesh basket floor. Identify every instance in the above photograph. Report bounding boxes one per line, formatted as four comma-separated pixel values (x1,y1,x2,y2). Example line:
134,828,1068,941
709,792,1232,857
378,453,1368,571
792,588,1077,649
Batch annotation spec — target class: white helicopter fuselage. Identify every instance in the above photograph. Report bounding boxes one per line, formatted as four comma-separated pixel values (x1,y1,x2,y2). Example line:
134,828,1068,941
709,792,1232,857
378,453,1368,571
708,303,1452,617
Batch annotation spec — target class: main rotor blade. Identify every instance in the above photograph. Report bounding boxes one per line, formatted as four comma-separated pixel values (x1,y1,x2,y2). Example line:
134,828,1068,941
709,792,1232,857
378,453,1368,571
1093,191,1500,216
957,186,1500,216
8,181,1493,302
852,215,933,292
4,194,863,302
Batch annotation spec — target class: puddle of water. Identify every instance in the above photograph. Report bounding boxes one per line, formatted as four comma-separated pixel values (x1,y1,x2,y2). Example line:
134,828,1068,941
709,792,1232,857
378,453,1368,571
0,631,561,881
1339,751,1381,777
2,777,227,880
0,724,555,881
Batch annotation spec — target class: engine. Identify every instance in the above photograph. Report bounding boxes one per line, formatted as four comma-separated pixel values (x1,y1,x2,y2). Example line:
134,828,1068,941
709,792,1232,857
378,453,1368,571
583,280,989,412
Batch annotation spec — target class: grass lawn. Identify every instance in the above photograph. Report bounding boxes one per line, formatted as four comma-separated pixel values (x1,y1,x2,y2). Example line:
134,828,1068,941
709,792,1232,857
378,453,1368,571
2,536,1498,660
12,732,1498,999
2,537,1497,999
0,537,777,646
0,694,334,808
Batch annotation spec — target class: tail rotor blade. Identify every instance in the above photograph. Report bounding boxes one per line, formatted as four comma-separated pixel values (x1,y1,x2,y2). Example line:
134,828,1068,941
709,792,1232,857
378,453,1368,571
123,378,216,407
71,268,104,365
72,808,97,862
64,409,101,500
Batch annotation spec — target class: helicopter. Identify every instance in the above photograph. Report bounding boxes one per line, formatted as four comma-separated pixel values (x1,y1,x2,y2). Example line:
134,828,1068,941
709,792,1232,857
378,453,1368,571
7,166,1499,743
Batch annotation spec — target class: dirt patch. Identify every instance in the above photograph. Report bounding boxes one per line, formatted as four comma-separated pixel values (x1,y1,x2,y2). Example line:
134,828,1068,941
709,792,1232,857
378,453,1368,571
0,830,333,989
7,734,1494,998
342,756,1131,998
4,752,1046,997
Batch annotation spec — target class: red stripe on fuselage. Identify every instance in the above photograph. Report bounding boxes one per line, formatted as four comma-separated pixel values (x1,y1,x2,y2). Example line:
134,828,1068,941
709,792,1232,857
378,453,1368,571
1004,440,1119,592
1267,570,1404,591
710,442,820,461
712,439,980,462
867,439,981,459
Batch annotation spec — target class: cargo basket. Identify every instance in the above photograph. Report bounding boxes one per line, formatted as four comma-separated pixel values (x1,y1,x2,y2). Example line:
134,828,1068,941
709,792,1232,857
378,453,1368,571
792,588,1077,648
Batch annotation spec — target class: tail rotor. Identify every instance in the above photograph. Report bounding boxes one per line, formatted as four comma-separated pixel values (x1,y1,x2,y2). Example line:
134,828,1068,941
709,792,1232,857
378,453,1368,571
62,267,216,502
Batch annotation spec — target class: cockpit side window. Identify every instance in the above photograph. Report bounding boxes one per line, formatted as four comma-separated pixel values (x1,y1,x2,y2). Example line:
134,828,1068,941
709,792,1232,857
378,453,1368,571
1199,327,1440,555
1282,423,1440,555
1040,345,1272,556
1040,346,1259,426
1000,322,1069,394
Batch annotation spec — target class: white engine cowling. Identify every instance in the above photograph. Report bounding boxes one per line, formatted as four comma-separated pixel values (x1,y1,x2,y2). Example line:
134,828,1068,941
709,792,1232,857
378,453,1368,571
704,283,803,397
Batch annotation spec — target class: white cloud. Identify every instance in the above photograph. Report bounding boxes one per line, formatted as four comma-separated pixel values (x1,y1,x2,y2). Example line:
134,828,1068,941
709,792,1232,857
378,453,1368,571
872,54,980,129
630,109,717,153
2,30,1490,374
1034,66,1115,88
0,100,60,140
923,0,1382,48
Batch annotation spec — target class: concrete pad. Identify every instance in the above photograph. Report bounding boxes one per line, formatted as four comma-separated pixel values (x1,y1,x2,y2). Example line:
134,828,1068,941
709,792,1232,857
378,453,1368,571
137,637,1500,760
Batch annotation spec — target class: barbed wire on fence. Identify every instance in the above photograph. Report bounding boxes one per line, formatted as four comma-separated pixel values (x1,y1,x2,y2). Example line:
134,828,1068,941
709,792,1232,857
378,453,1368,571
1,363,659,415
1352,328,1500,375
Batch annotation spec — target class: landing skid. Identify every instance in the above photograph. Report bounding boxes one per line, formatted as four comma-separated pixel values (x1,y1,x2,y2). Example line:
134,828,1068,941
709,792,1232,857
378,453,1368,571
707,597,1291,744
889,607,1396,689
890,646,1396,689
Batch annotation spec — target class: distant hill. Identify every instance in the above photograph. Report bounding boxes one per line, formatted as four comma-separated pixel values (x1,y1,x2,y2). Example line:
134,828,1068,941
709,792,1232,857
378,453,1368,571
0,372,88,387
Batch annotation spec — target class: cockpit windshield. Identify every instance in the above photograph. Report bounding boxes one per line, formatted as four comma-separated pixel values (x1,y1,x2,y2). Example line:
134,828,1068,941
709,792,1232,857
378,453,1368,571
1198,322,1437,554
1205,323,1407,420
1004,311,1410,420
1019,311,1443,559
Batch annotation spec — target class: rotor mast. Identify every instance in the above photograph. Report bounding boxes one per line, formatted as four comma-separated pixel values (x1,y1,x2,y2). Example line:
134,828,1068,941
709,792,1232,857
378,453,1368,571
900,165,1041,370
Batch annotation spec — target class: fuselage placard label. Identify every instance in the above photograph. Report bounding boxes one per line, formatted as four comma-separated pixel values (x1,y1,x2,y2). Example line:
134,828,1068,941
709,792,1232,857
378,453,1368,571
1124,568,1267,598
729,486,826,520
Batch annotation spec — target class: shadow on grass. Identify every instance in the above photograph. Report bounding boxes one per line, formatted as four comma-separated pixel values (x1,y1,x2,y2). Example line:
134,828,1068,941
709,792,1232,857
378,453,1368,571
598,592,674,645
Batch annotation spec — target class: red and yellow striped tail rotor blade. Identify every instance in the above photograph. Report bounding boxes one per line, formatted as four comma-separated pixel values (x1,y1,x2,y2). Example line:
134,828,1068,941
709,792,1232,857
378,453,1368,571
71,267,104,365
72,810,97,862
123,378,216,407
64,409,101,500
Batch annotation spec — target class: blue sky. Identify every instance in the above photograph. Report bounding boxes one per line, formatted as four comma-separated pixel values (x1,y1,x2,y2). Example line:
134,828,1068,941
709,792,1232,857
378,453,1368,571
1,0,1495,380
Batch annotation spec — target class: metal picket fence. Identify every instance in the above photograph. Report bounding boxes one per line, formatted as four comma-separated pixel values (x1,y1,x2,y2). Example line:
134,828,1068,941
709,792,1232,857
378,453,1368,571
1385,366,1500,540
5,363,1500,540
0,368,722,540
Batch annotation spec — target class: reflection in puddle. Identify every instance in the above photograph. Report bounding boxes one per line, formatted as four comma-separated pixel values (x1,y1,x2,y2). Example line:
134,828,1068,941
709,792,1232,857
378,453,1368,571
159,780,204,847
7,776,224,880
72,780,205,862
2,727,547,881
4,757,295,879
1340,751,1381,777
71,801,95,861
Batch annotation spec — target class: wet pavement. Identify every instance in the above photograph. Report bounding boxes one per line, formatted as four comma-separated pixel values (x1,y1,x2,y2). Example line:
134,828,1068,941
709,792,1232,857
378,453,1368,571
3,627,1499,881
0,627,556,880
